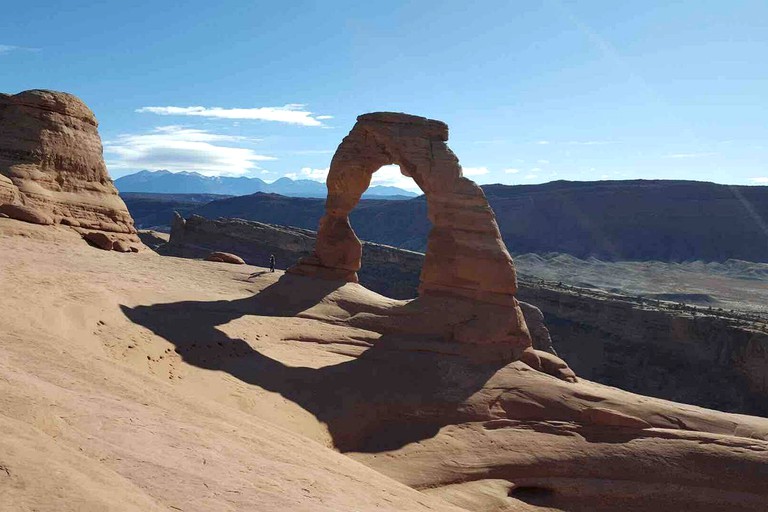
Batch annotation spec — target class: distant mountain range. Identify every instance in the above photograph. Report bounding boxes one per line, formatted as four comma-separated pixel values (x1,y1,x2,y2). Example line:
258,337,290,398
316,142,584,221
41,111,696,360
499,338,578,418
123,179,768,263
114,170,418,199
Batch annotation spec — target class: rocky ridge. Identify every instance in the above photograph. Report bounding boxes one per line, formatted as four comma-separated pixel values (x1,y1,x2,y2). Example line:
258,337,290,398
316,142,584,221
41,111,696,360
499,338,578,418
161,179,768,262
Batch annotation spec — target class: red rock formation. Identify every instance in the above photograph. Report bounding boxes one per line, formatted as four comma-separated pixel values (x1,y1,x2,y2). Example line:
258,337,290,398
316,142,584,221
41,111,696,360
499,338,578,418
289,112,537,358
291,113,517,303
0,89,144,251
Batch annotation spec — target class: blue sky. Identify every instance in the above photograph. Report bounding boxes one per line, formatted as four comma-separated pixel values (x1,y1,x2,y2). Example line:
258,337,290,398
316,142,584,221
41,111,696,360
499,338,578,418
2,0,767,191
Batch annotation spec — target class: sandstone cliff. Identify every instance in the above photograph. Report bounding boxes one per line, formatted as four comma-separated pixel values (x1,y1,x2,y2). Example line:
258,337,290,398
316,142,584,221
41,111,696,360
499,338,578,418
0,89,143,251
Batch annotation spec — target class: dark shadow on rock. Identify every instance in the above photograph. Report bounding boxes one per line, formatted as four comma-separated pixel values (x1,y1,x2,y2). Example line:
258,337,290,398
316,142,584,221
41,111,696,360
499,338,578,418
121,275,507,452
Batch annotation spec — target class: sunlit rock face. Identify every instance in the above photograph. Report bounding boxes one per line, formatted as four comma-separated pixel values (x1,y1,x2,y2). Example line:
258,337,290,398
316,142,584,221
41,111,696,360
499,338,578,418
0,89,143,251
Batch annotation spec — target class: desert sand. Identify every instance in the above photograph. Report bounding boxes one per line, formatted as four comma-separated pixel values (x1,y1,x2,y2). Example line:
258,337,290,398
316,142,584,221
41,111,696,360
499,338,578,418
2,218,767,511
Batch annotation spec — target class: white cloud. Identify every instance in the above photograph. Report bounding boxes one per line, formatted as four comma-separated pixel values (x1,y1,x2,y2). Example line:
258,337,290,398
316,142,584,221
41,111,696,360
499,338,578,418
536,140,550,145
663,152,717,159
370,165,419,191
283,164,419,191
537,159,550,164
0,44,39,55
504,168,521,174
136,104,330,127
285,167,330,181
750,177,768,184
524,174,539,180
104,125,275,177
462,166,490,177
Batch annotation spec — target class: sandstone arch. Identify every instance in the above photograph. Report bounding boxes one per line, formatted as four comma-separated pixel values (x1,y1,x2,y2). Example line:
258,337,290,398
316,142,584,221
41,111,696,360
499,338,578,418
290,112,520,303
289,112,536,351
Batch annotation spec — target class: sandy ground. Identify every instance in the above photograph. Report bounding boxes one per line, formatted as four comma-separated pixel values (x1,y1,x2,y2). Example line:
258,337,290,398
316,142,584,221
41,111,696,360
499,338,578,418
0,219,463,512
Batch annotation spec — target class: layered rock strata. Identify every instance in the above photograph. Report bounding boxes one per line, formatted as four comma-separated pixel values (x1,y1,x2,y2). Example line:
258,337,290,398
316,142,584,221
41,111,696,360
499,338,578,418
0,89,143,251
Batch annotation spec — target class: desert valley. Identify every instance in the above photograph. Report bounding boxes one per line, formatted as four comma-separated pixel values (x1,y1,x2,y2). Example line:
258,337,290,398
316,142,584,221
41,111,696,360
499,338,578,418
1,87,768,512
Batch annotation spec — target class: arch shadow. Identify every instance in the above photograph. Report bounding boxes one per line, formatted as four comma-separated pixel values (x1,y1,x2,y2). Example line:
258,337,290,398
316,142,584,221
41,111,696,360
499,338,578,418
120,274,508,453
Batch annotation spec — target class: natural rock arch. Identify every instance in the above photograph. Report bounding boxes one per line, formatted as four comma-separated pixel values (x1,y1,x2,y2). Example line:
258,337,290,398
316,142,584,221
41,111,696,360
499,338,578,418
290,112,519,305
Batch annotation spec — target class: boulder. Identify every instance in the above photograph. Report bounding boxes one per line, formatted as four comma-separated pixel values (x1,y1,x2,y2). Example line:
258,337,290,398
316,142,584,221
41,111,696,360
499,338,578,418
83,231,114,251
205,251,246,265
0,89,145,251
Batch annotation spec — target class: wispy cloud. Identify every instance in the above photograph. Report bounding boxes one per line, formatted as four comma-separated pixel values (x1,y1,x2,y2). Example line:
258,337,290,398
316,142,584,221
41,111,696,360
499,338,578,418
750,177,768,184
462,166,490,177
663,152,718,159
0,44,39,55
535,140,550,145
104,125,275,177
504,168,521,174
136,104,331,127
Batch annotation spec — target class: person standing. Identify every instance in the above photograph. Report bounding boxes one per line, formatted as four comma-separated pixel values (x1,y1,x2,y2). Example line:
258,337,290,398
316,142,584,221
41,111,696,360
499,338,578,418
269,254,275,272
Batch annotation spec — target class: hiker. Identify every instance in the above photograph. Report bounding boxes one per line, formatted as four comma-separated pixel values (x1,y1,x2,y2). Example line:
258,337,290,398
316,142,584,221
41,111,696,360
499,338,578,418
269,254,275,272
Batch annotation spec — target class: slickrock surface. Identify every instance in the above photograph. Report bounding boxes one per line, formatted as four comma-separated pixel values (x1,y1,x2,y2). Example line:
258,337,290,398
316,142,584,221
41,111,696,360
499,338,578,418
2,217,767,511
0,89,143,251
289,112,531,353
